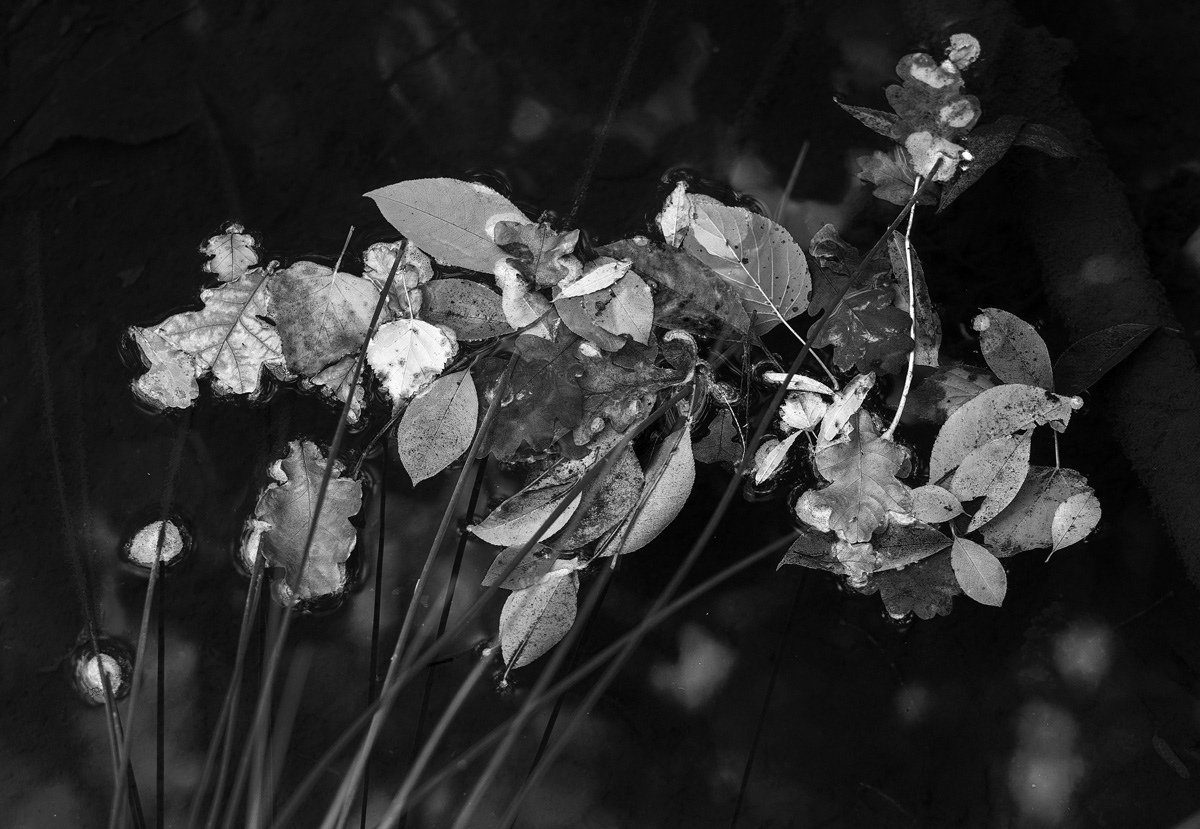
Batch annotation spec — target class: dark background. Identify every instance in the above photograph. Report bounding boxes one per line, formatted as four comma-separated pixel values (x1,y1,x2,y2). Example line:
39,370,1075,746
4,0,1200,826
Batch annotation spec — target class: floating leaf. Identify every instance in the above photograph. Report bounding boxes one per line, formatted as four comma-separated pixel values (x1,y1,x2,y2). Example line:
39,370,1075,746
818,372,875,444
362,240,432,316
598,424,695,556
951,537,1007,607
929,384,1079,482
808,410,912,543
558,258,631,298
681,196,811,335
201,223,258,283
422,278,513,341
1013,122,1077,159
908,366,997,424
471,479,583,548
753,431,803,485
130,264,285,399
482,543,557,590
367,319,457,406
694,408,744,467
495,260,557,340
874,521,952,571
780,391,828,433
494,221,582,288
248,440,363,603
910,484,963,523
835,100,899,139
938,115,1024,212
972,308,1053,389
950,431,1033,532
779,527,837,570
1051,492,1102,555
857,149,937,207
1053,323,1155,396
657,181,691,247
127,327,200,411
887,233,940,366
759,371,835,395
592,271,653,344
577,339,689,436
554,446,645,550
270,261,381,376
500,561,579,668
981,467,1096,557
395,370,477,484
597,237,751,335
862,549,960,620
366,178,531,274
484,333,585,460
303,355,364,423
555,293,626,351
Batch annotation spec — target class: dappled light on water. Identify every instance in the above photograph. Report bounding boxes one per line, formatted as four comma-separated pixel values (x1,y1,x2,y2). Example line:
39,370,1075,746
1008,700,1085,826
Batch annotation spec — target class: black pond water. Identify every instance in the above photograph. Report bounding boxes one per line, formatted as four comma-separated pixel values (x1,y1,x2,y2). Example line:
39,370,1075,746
4,1,1200,827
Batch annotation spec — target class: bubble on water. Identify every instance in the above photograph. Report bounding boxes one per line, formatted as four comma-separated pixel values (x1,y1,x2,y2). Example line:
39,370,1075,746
70,638,133,706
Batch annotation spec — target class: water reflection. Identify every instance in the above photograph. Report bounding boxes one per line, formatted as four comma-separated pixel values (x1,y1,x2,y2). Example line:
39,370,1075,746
1008,700,1085,826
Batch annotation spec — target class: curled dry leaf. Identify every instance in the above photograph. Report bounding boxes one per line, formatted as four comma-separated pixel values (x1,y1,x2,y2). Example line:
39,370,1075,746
366,318,457,405
950,537,1007,607
500,561,579,669
362,240,432,316
395,370,477,484
972,308,1053,389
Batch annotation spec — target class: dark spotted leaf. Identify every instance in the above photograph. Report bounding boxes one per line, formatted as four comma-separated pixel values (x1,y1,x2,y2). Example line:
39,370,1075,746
1053,323,1155,396
422,278,513,341
861,548,960,620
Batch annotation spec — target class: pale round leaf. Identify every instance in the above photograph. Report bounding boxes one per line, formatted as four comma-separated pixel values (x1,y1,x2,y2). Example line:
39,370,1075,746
396,370,478,484
1051,492,1101,555
366,318,457,405
911,485,963,524
951,537,1007,607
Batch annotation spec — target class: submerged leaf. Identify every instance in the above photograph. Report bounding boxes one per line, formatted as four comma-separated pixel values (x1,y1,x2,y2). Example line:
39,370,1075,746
249,441,363,603
887,233,941,366
366,318,457,405
857,149,937,206
553,446,645,550
484,333,585,460
973,308,1053,389
908,366,997,424
395,370,477,484
270,261,381,376
1053,323,1155,396
366,178,531,274
302,355,364,423
863,549,960,620
951,537,1007,607
494,221,582,288
874,521,952,571
694,408,744,467
500,562,578,668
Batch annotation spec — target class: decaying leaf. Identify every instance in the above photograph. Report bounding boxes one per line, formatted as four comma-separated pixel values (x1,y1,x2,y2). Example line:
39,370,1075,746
818,372,875,444
482,543,557,590
553,446,645,550
494,221,582,288
201,224,258,282
495,260,557,340
951,537,1007,607
973,308,1053,389
780,391,828,434
950,431,1033,532
422,278,513,341
270,261,381,376
834,100,899,139
1051,491,1102,555
908,366,997,424
247,440,363,604
980,466,1097,557
598,423,695,556
1053,323,1155,396
861,549,960,620
874,521,952,571
694,408,744,467
856,149,937,207
362,240,432,316
484,333,586,460
366,178,531,274
395,370,477,484
302,355,364,423
887,233,941,366
929,384,1079,482
500,560,579,668
366,318,458,406
910,484,963,524
128,327,200,411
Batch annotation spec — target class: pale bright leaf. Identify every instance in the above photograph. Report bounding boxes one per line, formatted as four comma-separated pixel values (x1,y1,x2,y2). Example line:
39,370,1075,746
366,178,531,274
201,223,258,282
593,271,653,344
133,265,286,399
911,485,963,523
481,543,557,590
981,467,1096,557
395,370,478,484
470,480,584,548
495,260,556,340
657,181,691,248
753,431,803,485
950,431,1033,532
598,425,695,556
779,391,828,433
128,327,200,411
270,261,381,376
500,562,578,668
557,258,631,298
819,372,875,444
362,240,432,316
759,371,835,395
681,194,811,335
249,440,363,603
929,384,1080,482
1051,491,1101,555
973,308,1053,389
366,319,457,405
951,537,1007,607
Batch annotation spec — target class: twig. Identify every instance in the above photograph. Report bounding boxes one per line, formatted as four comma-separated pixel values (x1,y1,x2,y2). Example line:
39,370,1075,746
884,175,923,441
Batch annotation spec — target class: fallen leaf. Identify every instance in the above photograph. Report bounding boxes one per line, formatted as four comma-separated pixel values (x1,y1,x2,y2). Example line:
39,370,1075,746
862,549,960,620
362,240,432,316
270,261,381,376
857,149,937,206
366,178,531,274
558,258,631,298
422,278,513,341
910,484,963,523
494,221,582,287
201,224,258,283
908,366,997,424
591,271,654,344
482,543,557,590
598,423,695,556
302,355,364,423
938,115,1024,211
555,293,626,351
835,100,899,139
657,181,692,247
779,527,837,571
973,308,1053,389
366,318,457,405
553,446,645,550
887,233,941,366
470,479,584,548
951,537,1007,607
929,384,1079,482
483,333,585,460
874,521,952,571
779,392,828,433
1050,491,1101,555
495,259,557,340
753,431,803,485
127,327,200,411
395,370,478,484
818,372,875,444
500,561,578,668
1013,122,1077,160
950,431,1033,532
1053,323,1155,396
981,466,1096,556
694,408,744,467
249,440,363,603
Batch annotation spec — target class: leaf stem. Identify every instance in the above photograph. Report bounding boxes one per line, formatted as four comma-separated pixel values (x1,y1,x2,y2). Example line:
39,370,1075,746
884,175,923,441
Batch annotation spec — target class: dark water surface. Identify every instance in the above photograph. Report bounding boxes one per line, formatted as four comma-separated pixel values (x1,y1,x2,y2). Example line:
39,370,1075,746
4,1,1200,827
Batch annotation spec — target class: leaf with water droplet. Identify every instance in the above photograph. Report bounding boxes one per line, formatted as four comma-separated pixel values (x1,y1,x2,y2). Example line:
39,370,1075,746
972,308,1053,389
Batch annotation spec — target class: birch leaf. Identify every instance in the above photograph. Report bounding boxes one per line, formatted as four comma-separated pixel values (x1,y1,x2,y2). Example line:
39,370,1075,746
557,258,631,298
950,431,1033,532
366,178,531,274
951,537,1007,607
422,278,513,341
909,366,997,424
500,563,578,669
598,425,695,557
201,224,258,283
250,440,363,603
470,480,583,548
973,308,1053,389
981,467,1096,557
1053,323,1155,396
911,485,963,523
366,319,457,405
682,197,811,335
1051,492,1102,555
133,264,285,399
395,370,478,484
929,384,1080,482
270,261,381,376
482,543,557,590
